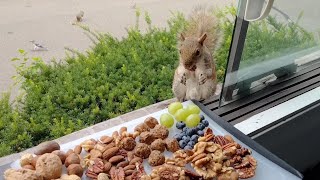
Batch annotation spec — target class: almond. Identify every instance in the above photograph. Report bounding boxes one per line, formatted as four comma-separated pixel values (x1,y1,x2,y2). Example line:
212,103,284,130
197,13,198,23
124,169,135,176
129,157,143,165
123,164,136,171
102,147,119,160
100,136,114,144
109,155,125,164
117,161,129,168
74,145,82,154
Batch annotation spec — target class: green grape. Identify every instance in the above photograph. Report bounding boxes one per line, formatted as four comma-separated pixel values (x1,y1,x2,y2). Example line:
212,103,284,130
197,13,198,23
185,114,201,127
174,109,189,122
186,104,201,114
160,113,174,128
168,102,183,115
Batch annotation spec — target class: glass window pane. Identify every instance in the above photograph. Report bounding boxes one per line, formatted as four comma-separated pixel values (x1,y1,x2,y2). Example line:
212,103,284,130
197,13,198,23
221,0,320,104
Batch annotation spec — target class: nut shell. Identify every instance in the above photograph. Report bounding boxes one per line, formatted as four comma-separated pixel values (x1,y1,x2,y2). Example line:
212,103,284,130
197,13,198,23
97,173,110,180
31,156,39,168
20,153,34,167
36,153,62,180
22,164,35,170
60,174,81,180
52,150,67,164
67,164,84,177
4,168,43,180
65,153,81,167
34,141,60,155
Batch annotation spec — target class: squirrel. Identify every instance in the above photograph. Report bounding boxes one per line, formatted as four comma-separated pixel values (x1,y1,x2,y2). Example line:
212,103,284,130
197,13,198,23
172,6,221,102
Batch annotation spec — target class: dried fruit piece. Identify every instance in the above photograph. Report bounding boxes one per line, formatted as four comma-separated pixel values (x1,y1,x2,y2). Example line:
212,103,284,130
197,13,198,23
134,143,151,159
165,138,180,152
120,137,136,151
148,150,165,166
139,132,155,145
144,117,159,129
150,139,166,152
134,123,150,133
150,125,169,139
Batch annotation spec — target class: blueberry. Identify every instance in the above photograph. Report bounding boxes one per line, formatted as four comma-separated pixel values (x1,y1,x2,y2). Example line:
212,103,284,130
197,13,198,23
186,128,197,136
197,123,206,130
202,120,209,127
187,141,196,147
200,114,205,121
182,127,189,132
197,130,204,136
179,140,188,148
182,136,190,142
184,145,193,150
174,133,184,141
180,131,187,136
176,121,186,130
190,135,199,143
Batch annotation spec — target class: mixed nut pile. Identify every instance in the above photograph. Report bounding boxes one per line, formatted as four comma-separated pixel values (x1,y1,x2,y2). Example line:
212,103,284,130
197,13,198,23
3,116,257,180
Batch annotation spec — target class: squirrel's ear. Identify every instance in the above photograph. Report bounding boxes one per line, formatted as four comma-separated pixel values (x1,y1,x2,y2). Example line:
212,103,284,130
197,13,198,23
179,33,185,41
198,33,207,45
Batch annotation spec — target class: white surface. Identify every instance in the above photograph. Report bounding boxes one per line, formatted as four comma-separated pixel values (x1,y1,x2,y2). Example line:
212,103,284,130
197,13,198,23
10,101,301,179
235,86,320,135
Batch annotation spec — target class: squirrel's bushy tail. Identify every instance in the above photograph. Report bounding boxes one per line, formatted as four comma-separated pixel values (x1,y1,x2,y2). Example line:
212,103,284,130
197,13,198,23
181,5,222,53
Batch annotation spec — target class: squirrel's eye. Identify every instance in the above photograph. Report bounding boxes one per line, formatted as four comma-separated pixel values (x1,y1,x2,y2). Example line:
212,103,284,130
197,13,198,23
195,50,200,56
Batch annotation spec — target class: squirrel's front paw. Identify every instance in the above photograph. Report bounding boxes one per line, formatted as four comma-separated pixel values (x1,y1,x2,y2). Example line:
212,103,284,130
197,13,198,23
180,73,187,85
199,73,207,85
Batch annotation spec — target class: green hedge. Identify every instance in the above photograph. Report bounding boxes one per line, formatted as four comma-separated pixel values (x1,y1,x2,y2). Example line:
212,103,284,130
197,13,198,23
0,6,316,157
